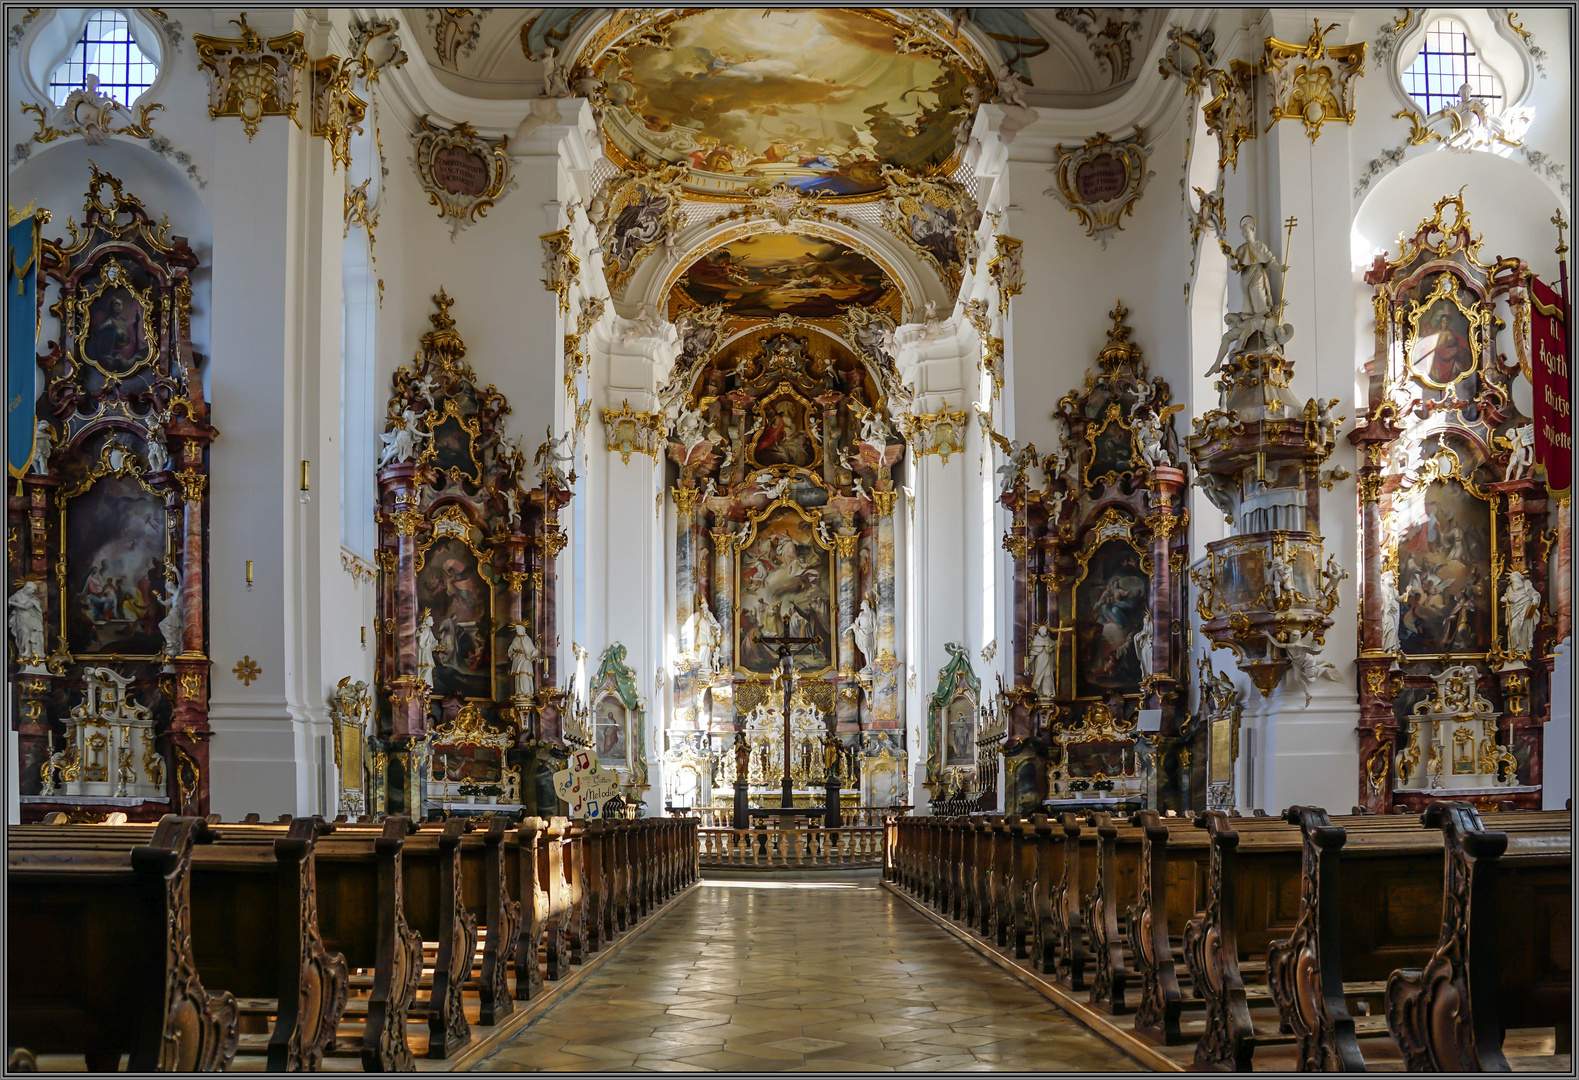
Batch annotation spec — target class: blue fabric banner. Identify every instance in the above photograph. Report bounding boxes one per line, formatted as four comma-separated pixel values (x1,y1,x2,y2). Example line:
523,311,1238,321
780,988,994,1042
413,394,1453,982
8,213,41,479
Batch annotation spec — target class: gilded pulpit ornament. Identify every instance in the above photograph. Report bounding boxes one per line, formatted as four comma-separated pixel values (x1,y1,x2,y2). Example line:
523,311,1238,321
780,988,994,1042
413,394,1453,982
194,14,308,141
1262,20,1366,141
1044,127,1153,247
310,57,367,171
411,116,515,238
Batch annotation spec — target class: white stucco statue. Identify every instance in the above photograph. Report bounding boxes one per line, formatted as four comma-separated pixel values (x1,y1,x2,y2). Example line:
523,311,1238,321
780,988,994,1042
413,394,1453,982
1379,567,1402,656
1503,423,1535,481
1503,570,1542,659
541,45,571,98
1133,608,1154,677
695,602,722,674
1131,404,1170,469
508,622,541,699
157,573,184,658
503,488,521,529
674,403,707,451
859,409,892,448
1027,624,1057,699
852,598,878,669
535,428,574,488
1269,551,1296,605
7,580,47,666
30,421,53,475
378,408,429,466
416,610,439,690
1267,629,1342,705
1210,215,1290,375
145,428,170,472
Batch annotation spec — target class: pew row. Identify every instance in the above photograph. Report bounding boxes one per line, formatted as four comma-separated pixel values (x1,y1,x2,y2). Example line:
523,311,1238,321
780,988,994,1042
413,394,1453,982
885,804,1571,1073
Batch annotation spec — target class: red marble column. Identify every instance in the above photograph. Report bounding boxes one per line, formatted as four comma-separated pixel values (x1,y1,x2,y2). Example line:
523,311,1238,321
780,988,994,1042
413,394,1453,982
381,464,426,742
1143,466,1185,713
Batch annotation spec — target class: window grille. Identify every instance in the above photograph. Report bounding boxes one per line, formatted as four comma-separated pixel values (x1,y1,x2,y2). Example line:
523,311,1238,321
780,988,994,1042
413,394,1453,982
1401,19,1503,116
48,10,158,107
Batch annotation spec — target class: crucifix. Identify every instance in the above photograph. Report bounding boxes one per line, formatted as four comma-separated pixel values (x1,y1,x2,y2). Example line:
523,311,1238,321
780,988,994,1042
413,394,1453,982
757,632,820,810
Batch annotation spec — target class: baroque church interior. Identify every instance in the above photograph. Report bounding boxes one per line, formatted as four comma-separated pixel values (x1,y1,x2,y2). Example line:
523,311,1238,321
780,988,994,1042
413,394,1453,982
4,5,1574,1073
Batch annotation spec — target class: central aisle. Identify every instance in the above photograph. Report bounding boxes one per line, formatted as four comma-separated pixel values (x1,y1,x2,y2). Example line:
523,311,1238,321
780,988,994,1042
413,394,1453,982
474,873,1139,1072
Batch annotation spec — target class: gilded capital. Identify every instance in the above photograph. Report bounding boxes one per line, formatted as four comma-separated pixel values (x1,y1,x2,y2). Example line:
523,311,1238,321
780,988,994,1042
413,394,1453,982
872,488,897,516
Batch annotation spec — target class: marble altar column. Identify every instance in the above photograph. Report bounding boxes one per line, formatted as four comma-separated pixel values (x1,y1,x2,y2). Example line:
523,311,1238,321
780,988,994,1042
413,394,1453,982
834,521,858,673
872,487,899,722
710,524,736,673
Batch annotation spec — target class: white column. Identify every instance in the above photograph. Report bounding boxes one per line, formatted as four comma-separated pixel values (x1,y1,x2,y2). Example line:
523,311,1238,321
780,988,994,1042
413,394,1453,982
1253,9,1362,813
206,8,340,820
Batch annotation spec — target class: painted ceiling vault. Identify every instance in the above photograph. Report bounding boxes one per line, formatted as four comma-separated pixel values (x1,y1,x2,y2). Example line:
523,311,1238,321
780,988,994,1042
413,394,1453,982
669,234,898,321
587,9,976,197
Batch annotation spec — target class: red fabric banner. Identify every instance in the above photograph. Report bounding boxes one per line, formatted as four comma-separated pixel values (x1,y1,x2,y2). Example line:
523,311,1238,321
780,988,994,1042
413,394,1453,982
1530,273,1571,497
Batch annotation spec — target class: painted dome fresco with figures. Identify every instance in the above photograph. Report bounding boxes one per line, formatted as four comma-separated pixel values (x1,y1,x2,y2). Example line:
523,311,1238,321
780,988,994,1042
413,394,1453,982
584,9,980,197
669,234,898,320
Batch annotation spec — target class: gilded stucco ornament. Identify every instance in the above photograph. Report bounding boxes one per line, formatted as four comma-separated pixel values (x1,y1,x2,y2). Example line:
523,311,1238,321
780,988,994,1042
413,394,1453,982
904,399,969,464
539,229,578,313
1045,128,1153,247
1262,20,1366,141
194,14,308,141
310,56,368,171
595,165,686,296
412,117,516,238
602,399,663,465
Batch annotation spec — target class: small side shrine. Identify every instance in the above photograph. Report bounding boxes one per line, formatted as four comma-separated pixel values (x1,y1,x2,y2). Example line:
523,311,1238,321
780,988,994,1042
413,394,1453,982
10,167,216,820
369,289,570,817
1001,302,1191,814
1350,193,1550,812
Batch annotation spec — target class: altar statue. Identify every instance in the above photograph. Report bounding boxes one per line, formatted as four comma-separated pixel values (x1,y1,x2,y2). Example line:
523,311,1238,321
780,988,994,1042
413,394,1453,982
695,602,722,674
1503,570,1541,658
852,598,877,669
1266,629,1341,705
508,622,541,698
7,581,47,666
1027,624,1057,699
417,609,438,690
1379,567,1402,656
157,573,184,657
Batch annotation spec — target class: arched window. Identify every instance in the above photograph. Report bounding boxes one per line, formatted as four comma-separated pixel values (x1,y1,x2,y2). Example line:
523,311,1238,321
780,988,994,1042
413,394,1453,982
47,10,158,106
1401,18,1503,116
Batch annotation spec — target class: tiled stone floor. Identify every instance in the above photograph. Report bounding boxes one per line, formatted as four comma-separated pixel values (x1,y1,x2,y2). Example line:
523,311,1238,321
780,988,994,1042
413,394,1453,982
475,873,1139,1072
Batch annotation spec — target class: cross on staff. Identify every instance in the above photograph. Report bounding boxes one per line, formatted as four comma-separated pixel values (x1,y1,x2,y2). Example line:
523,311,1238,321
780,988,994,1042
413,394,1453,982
756,632,821,809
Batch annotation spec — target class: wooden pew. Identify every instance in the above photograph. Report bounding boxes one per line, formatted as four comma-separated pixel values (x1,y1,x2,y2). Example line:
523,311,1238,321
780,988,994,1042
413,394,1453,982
1386,803,1571,1070
1266,804,1572,1071
1085,814,1143,1015
459,818,520,1026
311,816,424,1070
8,815,240,1071
505,817,547,1001
11,816,348,1071
1127,809,1212,1046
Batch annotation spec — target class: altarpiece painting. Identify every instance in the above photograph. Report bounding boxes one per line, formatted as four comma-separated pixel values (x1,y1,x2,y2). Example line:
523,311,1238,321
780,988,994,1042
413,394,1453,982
373,290,569,817
1353,193,1551,812
660,323,908,811
9,167,215,819
1001,302,1192,811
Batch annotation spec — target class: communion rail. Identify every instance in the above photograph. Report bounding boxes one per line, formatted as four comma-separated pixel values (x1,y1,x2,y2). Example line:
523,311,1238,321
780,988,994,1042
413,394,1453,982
678,806,910,828
697,826,885,868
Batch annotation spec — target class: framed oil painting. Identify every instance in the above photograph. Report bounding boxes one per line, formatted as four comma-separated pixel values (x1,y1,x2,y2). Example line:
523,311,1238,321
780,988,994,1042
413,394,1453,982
735,508,833,674
1394,480,1493,655
65,472,169,656
1075,539,1149,697
417,537,495,698
594,694,629,769
751,395,818,469
1084,404,1137,488
426,403,482,485
75,262,157,379
1407,293,1479,390
944,696,976,767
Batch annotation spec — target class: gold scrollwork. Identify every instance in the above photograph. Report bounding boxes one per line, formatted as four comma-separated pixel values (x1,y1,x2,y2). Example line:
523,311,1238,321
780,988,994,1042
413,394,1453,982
1262,20,1366,141
410,116,516,237
310,55,368,170
193,14,308,141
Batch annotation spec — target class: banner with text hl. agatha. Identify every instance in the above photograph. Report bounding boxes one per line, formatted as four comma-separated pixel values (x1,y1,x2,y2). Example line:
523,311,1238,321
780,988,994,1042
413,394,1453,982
1530,273,1571,498
8,210,43,479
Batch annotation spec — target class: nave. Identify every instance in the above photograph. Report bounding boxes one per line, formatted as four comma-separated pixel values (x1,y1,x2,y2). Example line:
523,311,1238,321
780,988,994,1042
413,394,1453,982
475,873,1135,1073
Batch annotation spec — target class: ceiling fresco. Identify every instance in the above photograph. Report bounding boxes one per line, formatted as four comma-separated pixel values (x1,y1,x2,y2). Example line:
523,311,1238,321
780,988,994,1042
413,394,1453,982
589,9,976,197
670,234,897,320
